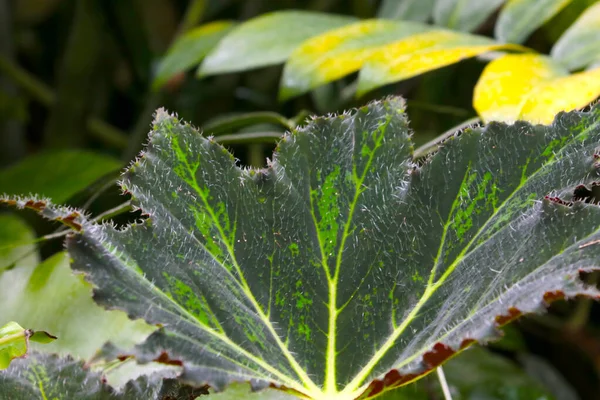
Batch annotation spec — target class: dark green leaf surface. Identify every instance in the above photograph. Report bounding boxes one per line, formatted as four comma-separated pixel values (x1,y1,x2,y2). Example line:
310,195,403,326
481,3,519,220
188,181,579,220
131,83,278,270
199,11,357,76
0,150,120,203
377,0,436,22
495,0,573,44
9,98,600,399
433,0,506,32
0,352,200,400
153,21,235,90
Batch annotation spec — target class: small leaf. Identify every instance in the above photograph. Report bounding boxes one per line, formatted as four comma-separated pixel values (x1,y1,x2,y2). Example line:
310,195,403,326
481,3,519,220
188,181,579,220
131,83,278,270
377,0,436,22
199,11,356,76
9,100,600,399
0,322,55,370
474,54,569,123
495,0,573,44
0,150,120,203
0,352,199,399
153,21,235,90
279,20,430,100
433,0,506,32
519,66,600,123
551,1,600,70
356,30,521,96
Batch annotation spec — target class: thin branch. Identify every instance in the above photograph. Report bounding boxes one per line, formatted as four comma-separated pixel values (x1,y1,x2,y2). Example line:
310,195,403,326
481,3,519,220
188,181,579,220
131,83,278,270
437,366,453,400
413,117,481,160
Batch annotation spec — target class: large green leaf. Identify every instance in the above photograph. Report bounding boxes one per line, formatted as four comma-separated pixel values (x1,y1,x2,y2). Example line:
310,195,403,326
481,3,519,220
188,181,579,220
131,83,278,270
6,98,600,400
0,352,204,399
433,0,506,32
199,11,357,76
0,150,120,203
551,1,600,71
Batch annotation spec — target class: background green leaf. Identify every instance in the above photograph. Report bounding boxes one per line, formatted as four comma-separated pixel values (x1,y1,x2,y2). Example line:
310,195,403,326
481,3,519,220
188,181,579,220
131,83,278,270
433,0,506,32
551,1,600,70
0,150,120,203
495,0,573,44
199,11,357,76
0,214,153,360
377,0,436,22
153,20,235,90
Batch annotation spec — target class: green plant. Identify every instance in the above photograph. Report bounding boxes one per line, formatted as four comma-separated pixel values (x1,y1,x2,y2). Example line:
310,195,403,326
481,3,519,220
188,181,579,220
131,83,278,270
155,1,600,124
2,97,600,399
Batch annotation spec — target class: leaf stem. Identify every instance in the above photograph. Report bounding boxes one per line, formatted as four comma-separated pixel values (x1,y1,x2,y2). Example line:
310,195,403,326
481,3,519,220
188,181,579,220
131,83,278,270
203,112,294,135
214,131,282,144
413,117,481,160
437,366,453,400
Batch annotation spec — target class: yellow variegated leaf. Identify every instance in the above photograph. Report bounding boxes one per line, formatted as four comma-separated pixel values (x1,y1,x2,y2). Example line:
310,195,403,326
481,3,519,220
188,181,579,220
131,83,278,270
474,54,568,122
279,20,430,100
551,1,600,70
356,30,523,96
519,66,600,123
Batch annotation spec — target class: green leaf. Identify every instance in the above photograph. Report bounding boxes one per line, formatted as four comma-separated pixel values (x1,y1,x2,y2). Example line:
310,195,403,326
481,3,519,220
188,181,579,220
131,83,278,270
153,21,235,90
0,352,204,399
377,0,436,22
8,98,600,399
279,20,430,100
0,150,120,203
433,0,506,32
199,11,357,76
0,322,55,370
551,1,600,70
495,0,573,44
0,214,153,359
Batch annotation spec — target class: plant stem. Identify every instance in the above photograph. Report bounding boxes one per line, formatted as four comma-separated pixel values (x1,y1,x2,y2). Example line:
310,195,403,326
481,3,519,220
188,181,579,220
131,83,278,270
437,366,453,400
203,112,294,135
413,117,481,160
0,56,128,149
215,131,282,145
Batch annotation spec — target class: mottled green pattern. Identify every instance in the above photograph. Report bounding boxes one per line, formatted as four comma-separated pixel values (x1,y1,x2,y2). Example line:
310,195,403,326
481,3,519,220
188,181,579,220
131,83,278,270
25,99,600,399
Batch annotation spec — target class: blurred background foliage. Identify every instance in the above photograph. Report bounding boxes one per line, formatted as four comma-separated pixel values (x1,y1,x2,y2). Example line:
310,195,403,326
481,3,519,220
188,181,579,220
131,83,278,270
2,0,600,399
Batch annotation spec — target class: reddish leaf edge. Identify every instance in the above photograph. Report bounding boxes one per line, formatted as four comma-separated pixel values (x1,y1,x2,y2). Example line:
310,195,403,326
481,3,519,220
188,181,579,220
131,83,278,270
357,289,598,400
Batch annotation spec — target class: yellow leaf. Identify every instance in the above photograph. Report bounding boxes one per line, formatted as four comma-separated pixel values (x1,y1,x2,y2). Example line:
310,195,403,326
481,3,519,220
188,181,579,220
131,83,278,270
474,54,568,122
280,19,429,100
356,30,524,96
519,66,600,123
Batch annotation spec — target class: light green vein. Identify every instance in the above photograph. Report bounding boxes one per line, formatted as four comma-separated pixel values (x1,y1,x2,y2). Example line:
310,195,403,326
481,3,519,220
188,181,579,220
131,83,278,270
325,117,390,394
171,137,320,393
